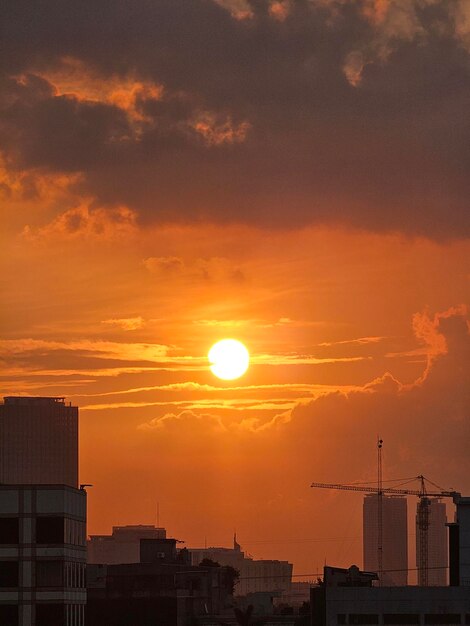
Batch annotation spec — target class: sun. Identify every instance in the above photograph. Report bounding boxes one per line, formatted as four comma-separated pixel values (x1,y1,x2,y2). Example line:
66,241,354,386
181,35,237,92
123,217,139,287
208,339,250,380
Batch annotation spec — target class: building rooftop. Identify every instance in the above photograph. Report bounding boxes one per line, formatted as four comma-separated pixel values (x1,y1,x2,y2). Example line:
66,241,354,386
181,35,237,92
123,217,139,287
3,396,66,405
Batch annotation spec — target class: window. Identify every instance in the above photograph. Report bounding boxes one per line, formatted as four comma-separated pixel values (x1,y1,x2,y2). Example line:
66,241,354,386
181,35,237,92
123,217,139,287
36,604,64,626
0,562,19,587
425,616,461,625
349,615,379,625
0,605,18,626
0,518,19,544
36,517,64,544
36,561,64,587
384,615,420,625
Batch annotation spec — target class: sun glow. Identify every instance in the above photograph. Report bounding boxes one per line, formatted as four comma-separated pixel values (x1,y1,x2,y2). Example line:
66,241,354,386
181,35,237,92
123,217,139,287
208,339,250,380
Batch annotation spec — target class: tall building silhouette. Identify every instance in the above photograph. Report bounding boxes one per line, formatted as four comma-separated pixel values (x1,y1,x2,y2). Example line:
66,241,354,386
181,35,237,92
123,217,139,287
416,498,448,586
0,396,86,625
363,494,408,585
0,396,78,487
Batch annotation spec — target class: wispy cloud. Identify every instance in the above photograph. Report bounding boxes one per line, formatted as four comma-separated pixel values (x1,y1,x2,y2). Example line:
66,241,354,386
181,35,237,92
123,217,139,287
317,336,386,347
71,381,352,399
101,317,145,331
83,398,301,412
0,338,174,362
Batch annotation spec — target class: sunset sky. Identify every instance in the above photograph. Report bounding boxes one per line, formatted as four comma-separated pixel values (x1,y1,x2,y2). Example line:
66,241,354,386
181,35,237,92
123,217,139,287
1,0,469,578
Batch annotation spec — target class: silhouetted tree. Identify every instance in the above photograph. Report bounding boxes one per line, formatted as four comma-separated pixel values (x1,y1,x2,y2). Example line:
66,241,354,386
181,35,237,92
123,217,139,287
221,565,239,595
198,559,239,596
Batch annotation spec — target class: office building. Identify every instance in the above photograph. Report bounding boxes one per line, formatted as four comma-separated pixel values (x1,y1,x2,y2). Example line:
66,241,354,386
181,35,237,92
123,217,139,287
363,494,408,586
0,484,87,626
87,537,234,625
416,499,448,586
87,524,167,564
189,536,293,596
311,565,470,626
449,495,470,586
0,397,78,487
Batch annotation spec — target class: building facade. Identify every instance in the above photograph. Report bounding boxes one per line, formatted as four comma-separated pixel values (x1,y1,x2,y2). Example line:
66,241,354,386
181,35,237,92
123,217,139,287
312,565,470,626
87,538,234,626
416,499,448,586
363,495,408,586
87,524,167,564
0,397,78,487
189,537,292,596
450,496,470,586
0,484,87,626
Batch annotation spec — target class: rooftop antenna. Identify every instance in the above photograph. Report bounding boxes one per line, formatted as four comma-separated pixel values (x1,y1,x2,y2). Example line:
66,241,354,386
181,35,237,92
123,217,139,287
377,437,383,586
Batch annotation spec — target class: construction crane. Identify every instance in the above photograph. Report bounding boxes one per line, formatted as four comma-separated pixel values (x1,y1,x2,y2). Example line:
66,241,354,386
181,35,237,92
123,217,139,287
311,463,460,585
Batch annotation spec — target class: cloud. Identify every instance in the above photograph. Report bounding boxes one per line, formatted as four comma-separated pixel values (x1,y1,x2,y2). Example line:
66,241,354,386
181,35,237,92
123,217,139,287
276,307,470,492
1,1,470,237
138,409,227,433
191,112,251,146
144,255,246,282
102,316,145,331
317,336,386,347
134,306,469,496
411,304,468,384
143,256,185,274
35,57,164,125
0,338,172,362
23,205,138,240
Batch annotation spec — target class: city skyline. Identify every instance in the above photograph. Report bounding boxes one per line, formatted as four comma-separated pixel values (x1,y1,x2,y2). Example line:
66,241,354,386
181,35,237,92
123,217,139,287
1,0,470,579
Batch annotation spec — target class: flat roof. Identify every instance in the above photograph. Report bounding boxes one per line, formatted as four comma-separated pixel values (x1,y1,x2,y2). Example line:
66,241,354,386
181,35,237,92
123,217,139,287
3,396,66,404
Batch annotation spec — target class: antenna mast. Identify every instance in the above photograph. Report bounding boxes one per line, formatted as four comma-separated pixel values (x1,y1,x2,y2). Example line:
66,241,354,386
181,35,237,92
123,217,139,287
377,437,383,585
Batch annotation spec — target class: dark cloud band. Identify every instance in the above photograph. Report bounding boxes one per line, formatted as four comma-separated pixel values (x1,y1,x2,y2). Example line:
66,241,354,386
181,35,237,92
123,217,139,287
1,0,470,237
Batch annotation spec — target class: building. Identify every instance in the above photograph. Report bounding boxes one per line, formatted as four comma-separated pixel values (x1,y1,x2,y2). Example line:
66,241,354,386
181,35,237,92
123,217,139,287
416,499,448,586
0,484,87,626
449,495,470,586
0,397,78,487
278,581,315,607
363,495,408,585
189,536,293,596
87,537,235,626
311,565,470,626
87,524,167,564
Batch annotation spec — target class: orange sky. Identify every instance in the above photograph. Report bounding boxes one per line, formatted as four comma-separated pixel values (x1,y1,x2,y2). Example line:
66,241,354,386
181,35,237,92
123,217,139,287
1,0,470,580
2,218,469,576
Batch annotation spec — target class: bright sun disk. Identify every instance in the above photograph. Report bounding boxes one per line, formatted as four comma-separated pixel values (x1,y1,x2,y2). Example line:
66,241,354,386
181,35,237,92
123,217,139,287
208,339,250,380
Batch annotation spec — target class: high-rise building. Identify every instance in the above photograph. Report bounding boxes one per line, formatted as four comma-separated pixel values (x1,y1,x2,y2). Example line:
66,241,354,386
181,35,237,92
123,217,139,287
449,495,470,587
416,498,447,586
0,396,86,625
0,484,87,626
363,494,408,585
0,397,78,487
